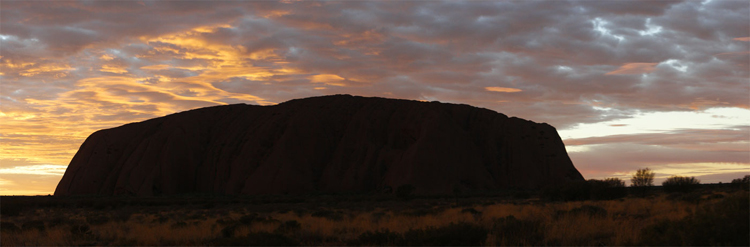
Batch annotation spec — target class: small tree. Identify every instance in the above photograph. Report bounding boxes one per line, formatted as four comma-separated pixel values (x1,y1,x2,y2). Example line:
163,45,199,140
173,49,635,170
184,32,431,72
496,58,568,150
631,168,654,187
662,176,700,193
631,168,654,197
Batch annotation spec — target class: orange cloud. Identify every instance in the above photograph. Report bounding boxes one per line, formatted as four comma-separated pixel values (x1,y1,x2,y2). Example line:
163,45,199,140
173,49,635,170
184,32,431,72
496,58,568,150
140,64,171,70
605,63,658,75
310,74,347,86
17,64,74,77
485,87,522,93
100,64,128,74
100,54,115,61
733,37,750,42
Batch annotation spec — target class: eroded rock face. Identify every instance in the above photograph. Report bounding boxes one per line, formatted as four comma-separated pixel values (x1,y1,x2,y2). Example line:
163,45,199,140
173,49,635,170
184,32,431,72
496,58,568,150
55,95,584,196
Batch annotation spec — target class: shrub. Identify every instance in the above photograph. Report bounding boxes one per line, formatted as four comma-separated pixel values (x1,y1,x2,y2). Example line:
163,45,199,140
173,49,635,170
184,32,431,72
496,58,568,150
1,222,20,232
731,175,750,184
22,220,46,231
399,207,441,217
589,178,627,200
662,176,700,193
0,202,23,216
214,232,299,246
731,175,750,190
221,224,240,238
170,221,188,229
396,184,416,200
347,229,405,246
86,215,110,225
69,224,91,236
238,213,259,225
461,208,481,216
541,181,590,201
47,217,70,228
275,220,301,234
513,190,531,199
666,192,702,204
310,209,344,221
556,205,607,219
490,216,543,246
402,222,489,246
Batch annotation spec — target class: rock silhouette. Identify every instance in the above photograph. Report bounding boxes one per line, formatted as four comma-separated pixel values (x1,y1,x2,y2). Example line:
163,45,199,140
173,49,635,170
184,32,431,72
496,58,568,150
55,95,584,196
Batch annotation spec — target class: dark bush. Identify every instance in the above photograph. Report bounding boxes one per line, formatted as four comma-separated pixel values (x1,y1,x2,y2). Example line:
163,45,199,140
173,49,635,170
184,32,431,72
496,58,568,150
731,175,749,190
396,184,416,200
216,218,237,226
403,222,489,246
221,224,240,238
1,222,20,232
491,216,544,246
275,220,301,234
86,215,110,225
311,209,344,221
0,202,23,216
400,207,441,217
214,232,299,246
589,178,627,200
461,208,481,216
541,181,590,201
347,229,405,246
113,210,133,222
22,220,46,231
556,205,607,219
152,215,169,224
239,213,259,225
170,221,188,229
93,201,109,210
47,217,70,228
513,191,531,199
202,202,215,209
662,176,700,193
69,224,91,236
640,193,749,246
666,192,703,204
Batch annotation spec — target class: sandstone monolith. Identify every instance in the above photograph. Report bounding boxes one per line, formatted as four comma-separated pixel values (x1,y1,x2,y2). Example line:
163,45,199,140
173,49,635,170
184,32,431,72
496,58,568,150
55,95,584,196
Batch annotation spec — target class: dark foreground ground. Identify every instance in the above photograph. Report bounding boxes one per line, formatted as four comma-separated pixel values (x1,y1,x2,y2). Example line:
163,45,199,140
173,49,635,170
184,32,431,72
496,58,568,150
1,185,748,246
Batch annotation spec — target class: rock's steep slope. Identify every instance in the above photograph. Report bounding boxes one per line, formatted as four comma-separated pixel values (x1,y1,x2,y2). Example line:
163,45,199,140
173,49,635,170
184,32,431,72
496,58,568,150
55,95,584,196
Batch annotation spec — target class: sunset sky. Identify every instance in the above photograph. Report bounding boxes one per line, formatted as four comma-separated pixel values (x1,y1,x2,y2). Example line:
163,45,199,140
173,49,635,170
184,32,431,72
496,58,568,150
1,0,748,195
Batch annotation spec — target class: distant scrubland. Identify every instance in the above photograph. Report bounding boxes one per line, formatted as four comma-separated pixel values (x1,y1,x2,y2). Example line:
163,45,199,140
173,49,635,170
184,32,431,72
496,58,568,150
1,182,748,246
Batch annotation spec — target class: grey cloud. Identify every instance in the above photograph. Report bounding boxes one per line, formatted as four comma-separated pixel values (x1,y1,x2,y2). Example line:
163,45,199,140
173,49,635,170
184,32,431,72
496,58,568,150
579,0,684,16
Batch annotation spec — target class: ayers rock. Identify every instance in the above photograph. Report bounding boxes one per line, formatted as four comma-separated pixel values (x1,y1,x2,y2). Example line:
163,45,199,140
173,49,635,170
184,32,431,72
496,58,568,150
55,95,583,196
